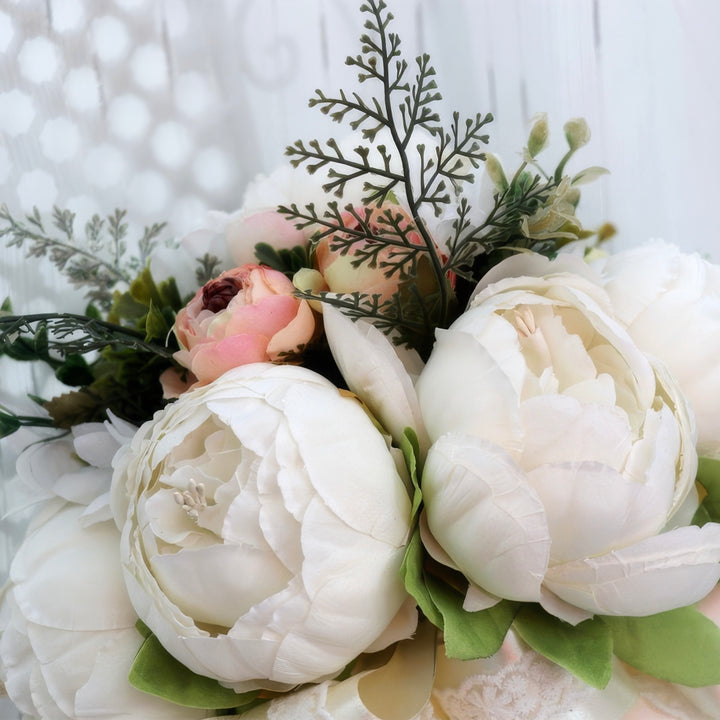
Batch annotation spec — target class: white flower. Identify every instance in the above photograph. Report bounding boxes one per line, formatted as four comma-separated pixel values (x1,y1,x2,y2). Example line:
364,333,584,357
111,363,414,692
13,414,136,525
597,239,720,456
416,252,720,622
0,430,205,720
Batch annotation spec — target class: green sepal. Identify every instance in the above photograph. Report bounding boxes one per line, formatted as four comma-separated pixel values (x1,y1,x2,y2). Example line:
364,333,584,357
426,577,518,660
603,607,720,687
55,353,94,386
129,623,262,711
692,457,720,526
514,605,613,689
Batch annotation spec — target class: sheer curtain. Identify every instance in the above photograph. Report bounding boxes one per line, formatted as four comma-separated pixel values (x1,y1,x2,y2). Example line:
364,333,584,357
1,0,719,715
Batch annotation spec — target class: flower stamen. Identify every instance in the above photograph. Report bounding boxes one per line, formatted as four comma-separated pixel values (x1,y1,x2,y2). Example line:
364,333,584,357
173,479,207,522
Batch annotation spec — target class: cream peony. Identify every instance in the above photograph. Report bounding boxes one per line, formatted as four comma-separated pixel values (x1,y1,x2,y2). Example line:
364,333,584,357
598,239,720,456
111,363,415,692
416,253,720,622
0,424,205,720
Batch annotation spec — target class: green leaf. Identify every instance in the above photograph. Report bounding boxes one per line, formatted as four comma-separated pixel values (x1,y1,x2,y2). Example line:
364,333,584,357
130,266,163,307
693,456,720,526
427,576,518,660
55,353,94,386
254,243,310,278
84,302,102,320
110,289,148,322
0,411,21,438
400,528,443,628
144,301,171,342
129,630,261,710
514,605,613,689
158,276,183,311
1,297,12,312
604,607,720,687
399,427,422,520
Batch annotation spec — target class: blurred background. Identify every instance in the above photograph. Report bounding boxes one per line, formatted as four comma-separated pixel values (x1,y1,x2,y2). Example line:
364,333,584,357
1,0,719,713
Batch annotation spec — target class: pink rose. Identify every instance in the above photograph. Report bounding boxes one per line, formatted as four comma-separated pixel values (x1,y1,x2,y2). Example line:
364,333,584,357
315,204,441,299
172,265,315,387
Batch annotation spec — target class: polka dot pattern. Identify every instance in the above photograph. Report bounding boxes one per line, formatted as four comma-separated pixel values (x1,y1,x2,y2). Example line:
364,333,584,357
0,0,304,240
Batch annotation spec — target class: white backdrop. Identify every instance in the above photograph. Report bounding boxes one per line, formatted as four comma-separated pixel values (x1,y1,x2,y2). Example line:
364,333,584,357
1,0,720,715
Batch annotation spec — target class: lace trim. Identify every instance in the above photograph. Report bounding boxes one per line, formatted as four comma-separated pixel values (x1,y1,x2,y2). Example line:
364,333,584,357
429,651,601,720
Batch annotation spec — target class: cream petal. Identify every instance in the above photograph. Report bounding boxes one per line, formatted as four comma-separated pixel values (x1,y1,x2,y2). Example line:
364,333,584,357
323,305,430,457
71,423,120,467
417,328,523,458
422,433,550,602
527,461,671,565
11,506,136,632
538,587,594,625
463,584,501,612
520,394,633,472
150,543,292,627
544,523,720,616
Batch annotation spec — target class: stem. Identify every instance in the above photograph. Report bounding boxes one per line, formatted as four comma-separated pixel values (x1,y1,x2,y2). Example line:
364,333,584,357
371,1,449,328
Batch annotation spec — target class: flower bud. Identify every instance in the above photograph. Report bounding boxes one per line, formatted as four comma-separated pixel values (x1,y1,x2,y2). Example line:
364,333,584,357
483,153,508,192
564,118,591,151
527,113,550,158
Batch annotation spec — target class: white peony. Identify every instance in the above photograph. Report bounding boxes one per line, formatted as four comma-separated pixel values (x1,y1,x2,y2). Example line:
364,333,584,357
416,252,720,622
597,239,720,456
0,423,205,720
111,363,415,692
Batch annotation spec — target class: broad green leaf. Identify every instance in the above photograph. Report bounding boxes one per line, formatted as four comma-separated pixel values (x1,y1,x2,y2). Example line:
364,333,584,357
604,607,720,687
427,576,518,660
693,457,720,526
514,605,612,689
129,630,260,710
399,529,443,629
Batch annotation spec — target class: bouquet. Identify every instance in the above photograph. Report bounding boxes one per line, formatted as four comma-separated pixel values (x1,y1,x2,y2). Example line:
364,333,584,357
3,1,720,718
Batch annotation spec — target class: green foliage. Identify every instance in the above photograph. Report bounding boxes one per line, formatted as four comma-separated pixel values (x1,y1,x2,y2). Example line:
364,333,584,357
253,242,311,278
282,0,605,357
692,457,720,526
514,606,613,689
0,205,167,310
604,607,720,687
129,623,264,711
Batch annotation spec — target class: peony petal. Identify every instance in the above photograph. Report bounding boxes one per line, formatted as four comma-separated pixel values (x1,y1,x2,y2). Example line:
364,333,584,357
544,523,720,616
527,458,675,565
422,433,550,602
11,506,136,632
520,393,633,472
417,327,523,458
323,305,429,456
